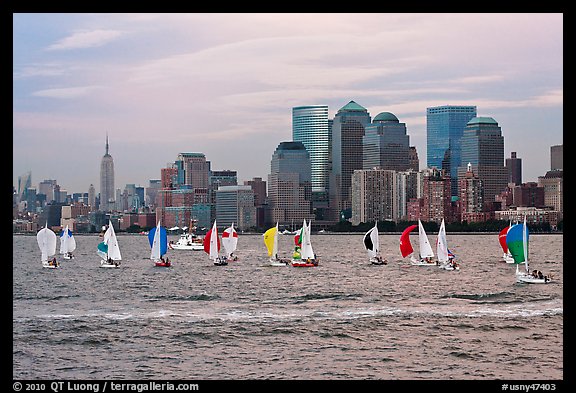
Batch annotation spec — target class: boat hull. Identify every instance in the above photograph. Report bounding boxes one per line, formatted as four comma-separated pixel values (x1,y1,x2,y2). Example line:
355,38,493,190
169,243,204,251
154,261,171,267
516,273,550,284
100,260,120,268
291,260,316,267
42,262,58,269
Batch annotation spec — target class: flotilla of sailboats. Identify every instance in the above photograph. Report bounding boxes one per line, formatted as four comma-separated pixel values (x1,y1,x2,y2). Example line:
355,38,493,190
33,217,555,286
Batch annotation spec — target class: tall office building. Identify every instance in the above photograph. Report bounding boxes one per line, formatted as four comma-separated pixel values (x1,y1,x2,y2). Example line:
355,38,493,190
551,144,563,170
363,111,411,171
505,152,522,185
292,105,330,194
88,184,96,211
458,117,508,207
329,101,371,218
427,105,477,196
267,141,313,226
99,134,115,212
215,185,256,231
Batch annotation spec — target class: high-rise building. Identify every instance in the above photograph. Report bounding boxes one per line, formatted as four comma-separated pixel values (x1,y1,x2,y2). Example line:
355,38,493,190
99,134,115,212
363,111,411,171
267,141,313,226
458,117,508,208
88,184,96,211
420,167,452,223
351,168,396,225
292,105,330,194
215,185,256,231
458,163,484,221
329,101,371,218
505,152,522,185
551,144,563,170
427,105,477,196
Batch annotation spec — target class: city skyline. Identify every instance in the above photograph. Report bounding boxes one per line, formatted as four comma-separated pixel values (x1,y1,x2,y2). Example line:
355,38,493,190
13,13,563,193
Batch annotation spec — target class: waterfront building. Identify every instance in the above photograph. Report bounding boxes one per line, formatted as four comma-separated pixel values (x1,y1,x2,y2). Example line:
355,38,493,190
420,167,452,223
427,105,477,196
538,170,563,214
458,163,485,222
215,185,256,231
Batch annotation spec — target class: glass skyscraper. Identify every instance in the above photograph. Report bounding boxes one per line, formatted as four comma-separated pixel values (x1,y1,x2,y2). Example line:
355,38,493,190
427,105,477,196
292,105,330,194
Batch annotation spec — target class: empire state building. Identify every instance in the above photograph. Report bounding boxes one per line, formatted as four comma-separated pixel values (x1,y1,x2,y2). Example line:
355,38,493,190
100,135,115,212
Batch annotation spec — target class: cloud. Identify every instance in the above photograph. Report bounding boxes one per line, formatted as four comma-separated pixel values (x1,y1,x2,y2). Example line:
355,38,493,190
46,29,124,51
31,85,104,99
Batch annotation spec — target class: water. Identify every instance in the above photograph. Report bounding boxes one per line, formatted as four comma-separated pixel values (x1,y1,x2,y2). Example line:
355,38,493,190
13,233,563,380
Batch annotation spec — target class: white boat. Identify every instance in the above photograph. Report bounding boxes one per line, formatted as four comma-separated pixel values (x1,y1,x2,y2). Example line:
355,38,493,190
291,220,318,267
263,222,290,266
222,222,239,262
436,219,459,271
59,225,76,260
363,222,387,265
204,220,227,266
37,223,59,268
507,216,551,284
98,220,122,268
168,233,204,251
149,220,170,267
399,220,436,266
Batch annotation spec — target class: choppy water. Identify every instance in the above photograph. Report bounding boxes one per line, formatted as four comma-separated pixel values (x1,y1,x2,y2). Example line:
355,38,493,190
13,232,563,380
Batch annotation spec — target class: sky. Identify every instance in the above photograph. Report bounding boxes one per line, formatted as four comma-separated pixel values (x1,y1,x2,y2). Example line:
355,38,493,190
13,13,563,195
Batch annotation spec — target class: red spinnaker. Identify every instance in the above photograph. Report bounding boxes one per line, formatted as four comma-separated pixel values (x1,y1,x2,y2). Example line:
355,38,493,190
400,224,418,257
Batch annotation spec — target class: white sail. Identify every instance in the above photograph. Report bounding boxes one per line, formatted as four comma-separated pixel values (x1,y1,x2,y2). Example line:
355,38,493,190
150,220,162,261
59,225,76,255
418,220,434,258
436,219,449,263
104,220,122,260
363,223,379,258
300,220,315,260
37,224,57,263
209,220,219,261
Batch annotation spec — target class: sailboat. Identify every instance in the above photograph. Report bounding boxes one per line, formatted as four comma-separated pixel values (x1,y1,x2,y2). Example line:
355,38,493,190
204,220,227,266
291,220,317,267
221,223,239,262
37,223,58,268
436,219,459,271
97,220,122,268
263,222,289,266
399,220,436,266
363,222,387,265
498,222,516,263
149,220,170,267
59,224,76,259
507,216,551,284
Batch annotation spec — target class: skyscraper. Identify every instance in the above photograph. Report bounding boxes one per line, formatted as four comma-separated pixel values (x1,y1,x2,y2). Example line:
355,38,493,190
329,100,371,218
427,105,477,196
363,111,411,171
505,152,522,185
458,117,508,207
267,141,313,226
99,134,115,212
292,105,330,194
